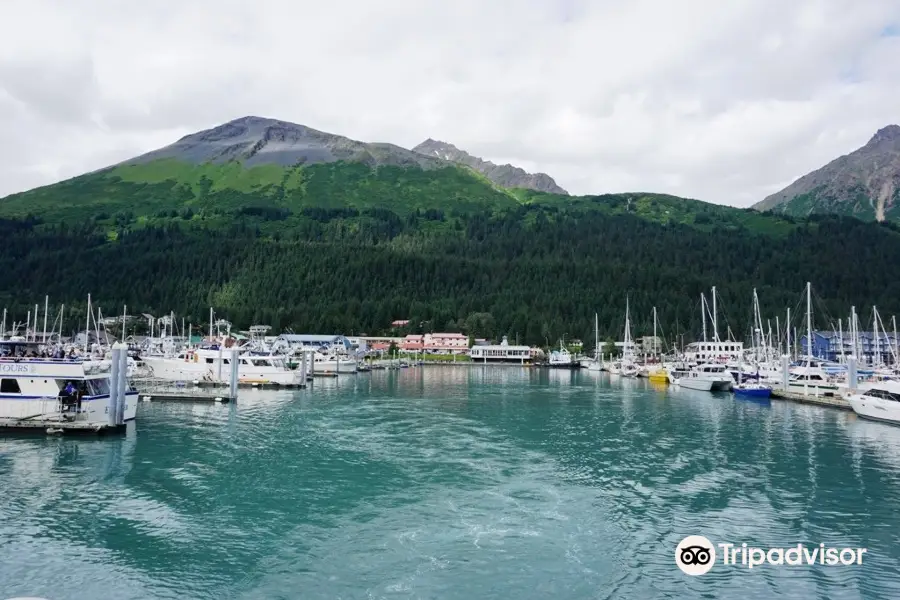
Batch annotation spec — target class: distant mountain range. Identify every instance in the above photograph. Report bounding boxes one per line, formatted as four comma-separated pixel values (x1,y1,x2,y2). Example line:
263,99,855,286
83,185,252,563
755,125,900,222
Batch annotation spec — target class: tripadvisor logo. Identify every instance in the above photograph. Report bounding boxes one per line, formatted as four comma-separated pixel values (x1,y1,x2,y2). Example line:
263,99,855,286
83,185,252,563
675,536,868,575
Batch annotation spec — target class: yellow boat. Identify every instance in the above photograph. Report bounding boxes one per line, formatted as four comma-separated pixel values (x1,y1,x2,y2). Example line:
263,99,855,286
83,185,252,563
648,369,669,384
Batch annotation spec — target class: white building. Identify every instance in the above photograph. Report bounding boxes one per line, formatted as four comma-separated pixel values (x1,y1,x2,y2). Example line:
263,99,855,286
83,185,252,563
469,336,535,363
684,340,744,364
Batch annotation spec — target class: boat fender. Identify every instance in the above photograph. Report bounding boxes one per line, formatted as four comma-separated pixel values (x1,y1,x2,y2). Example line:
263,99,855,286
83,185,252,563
194,353,199,363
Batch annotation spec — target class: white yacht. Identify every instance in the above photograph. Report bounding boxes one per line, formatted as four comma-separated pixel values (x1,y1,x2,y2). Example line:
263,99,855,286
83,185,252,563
313,352,358,374
786,361,839,396
848,380,900,425
0,341,138,425
142,347,303,385
676,363,733,392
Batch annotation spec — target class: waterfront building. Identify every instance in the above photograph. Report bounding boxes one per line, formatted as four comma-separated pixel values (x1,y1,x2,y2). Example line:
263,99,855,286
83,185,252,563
469,336,536,363
400,333,469,354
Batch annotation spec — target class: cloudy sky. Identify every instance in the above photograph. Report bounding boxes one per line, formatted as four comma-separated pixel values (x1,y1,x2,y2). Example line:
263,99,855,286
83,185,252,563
1,0,898,206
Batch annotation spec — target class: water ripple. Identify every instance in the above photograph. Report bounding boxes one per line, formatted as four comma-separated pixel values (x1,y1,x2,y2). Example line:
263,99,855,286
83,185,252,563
1,368,899,599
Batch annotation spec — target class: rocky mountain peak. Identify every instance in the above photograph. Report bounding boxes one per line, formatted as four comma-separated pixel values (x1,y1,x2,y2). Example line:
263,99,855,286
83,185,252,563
412,139,568,195
754,124,900,222
867,124,900,147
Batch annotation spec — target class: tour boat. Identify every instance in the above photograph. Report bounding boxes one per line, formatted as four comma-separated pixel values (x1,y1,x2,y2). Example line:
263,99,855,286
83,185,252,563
847,380,900,425
142,348,303,385
0,341,137,426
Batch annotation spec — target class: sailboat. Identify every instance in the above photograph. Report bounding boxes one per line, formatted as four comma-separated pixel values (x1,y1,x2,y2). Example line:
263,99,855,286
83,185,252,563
786,282,838,396
587,313,603,371
647,306,669,383
609,298,639,377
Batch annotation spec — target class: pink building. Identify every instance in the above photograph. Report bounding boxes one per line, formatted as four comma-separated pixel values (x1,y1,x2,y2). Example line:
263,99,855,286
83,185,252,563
400,334,424,351
424,333,468,353
400,333,469,353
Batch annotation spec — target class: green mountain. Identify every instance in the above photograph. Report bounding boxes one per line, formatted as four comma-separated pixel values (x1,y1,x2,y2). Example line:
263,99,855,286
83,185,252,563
755,125,900,221
2,116,900,347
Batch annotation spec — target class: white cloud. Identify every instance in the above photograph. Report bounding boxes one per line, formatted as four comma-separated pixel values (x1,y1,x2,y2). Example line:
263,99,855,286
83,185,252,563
0,0,898,206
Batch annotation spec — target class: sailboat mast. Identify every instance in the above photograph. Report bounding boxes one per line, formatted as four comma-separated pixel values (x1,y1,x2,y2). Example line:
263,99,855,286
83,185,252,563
43,296,49,344
806,282,812,361
652,306,657,358
873,306,879,367
894,315,898,367
625,296,631,358
701,293,707,342
786,307,791,358
839,318,845,363
85,294,91,353
594,312,599,360
712,286,718,342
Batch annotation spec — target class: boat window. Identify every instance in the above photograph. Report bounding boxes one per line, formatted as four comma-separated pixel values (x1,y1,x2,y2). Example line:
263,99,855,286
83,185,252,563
0,378,20,393
86,379,110,395
205,358,214,364
868,389,900,402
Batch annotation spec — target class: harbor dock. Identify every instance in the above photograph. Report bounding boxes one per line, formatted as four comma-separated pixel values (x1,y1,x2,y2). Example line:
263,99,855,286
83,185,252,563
0,417,125,434
771,389,851,410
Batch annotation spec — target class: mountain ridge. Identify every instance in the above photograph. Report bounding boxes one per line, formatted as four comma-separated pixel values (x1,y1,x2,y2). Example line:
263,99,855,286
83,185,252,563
412,138,568,194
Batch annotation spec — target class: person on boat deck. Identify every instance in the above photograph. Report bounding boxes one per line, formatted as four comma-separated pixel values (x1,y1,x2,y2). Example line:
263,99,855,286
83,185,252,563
63,381,77,396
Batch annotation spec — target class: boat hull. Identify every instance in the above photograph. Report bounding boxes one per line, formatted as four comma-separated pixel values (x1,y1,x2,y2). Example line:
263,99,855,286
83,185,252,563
848,395,900,425
734,388,772,399
143,358,303,385
677,378,714,392
0,392,138,424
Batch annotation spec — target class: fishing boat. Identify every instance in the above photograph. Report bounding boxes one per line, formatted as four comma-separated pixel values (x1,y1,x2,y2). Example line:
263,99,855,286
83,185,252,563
548,343,579,369
0,340,138,425
847,380,900,425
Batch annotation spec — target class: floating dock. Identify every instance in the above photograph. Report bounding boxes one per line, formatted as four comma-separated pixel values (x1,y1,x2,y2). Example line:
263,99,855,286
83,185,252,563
771,389,851,410
133,375,308,403
0,417,125,434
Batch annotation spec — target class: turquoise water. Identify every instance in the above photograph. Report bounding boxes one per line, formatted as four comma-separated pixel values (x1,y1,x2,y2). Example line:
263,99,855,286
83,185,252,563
2,367,900,599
